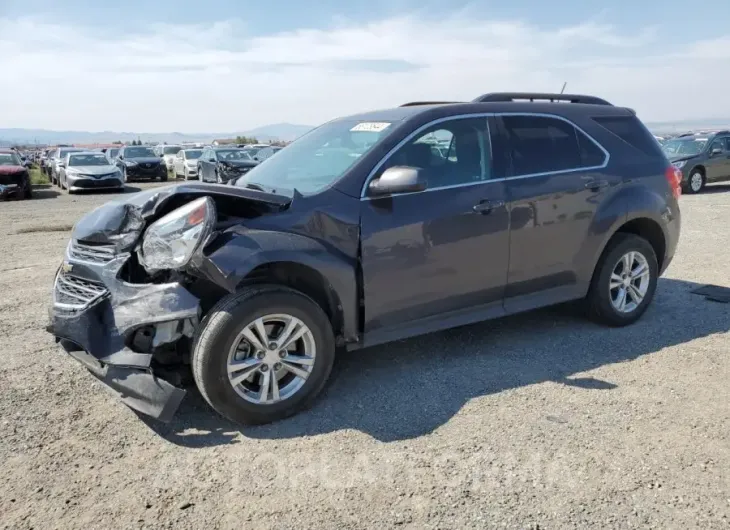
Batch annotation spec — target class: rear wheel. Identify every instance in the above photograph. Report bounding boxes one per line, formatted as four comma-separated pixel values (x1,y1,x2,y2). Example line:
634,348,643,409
586,233,658,326
192,285,335,425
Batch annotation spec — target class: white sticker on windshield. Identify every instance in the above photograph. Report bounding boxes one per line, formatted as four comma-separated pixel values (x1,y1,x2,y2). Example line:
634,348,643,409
350,122,391,132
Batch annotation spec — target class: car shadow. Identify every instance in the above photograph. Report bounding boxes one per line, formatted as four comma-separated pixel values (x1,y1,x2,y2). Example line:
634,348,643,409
145,277,729,447
30,188,61,200
702,183,730,194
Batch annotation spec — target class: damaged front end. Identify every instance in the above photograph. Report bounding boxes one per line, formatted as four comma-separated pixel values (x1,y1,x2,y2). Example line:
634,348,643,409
47,183,291,421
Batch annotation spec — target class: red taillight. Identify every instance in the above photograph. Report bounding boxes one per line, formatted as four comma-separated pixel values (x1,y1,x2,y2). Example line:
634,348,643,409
665,166,682,199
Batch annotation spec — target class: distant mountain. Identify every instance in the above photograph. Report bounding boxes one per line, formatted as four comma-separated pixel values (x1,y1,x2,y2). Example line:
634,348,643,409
646,118,730,135
0,123,314,146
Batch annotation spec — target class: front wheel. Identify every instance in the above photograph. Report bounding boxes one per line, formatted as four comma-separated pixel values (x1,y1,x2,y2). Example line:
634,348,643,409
685,170,705,194
586,234,658,327
192,285,335,425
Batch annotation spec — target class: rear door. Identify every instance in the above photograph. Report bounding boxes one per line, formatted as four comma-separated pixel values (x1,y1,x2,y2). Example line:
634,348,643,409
360,116,509,339
493,114,614,310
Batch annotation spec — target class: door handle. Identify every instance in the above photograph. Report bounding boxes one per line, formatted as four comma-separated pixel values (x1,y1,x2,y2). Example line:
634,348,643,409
584,179,609,191
472,200,504,214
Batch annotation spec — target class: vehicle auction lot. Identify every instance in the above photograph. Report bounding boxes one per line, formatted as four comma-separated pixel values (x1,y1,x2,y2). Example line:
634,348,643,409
1,183,728,529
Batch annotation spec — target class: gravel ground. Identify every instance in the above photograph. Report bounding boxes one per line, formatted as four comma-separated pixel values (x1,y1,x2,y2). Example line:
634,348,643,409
1,182,729,529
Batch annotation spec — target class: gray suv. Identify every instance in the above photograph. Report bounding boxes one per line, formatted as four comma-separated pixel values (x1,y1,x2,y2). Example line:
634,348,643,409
48,92,682,425
662,131,730,193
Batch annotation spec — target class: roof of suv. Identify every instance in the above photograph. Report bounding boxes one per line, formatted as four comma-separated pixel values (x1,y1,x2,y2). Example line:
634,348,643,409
340,92,635,123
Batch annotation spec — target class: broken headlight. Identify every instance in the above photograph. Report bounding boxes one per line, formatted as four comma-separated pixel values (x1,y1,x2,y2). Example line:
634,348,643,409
139,196,216,273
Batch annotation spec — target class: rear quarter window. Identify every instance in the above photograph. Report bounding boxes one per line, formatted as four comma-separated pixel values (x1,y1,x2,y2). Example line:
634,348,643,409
592,116,664,158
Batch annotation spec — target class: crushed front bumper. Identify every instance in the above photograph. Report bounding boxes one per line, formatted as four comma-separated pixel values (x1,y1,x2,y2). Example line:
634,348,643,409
47,241,200,421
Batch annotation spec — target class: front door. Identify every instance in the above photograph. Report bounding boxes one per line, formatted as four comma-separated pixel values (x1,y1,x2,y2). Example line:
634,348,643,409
360,116,509,340
705,137,730,182
493,114,618,310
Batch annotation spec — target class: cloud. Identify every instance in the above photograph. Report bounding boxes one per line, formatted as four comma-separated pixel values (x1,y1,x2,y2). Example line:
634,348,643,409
0,14,728,132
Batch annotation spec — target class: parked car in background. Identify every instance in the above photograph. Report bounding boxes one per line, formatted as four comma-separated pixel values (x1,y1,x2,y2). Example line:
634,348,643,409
113,145,168,182
198,147,258,183
240,144,271,159
662,130,730,193
40,149,53,176
172,148,203,180
0,148,32,199
58,152,125,193
50,147,85,185
252,145,282,162
159,145,182,173
47,92,681,425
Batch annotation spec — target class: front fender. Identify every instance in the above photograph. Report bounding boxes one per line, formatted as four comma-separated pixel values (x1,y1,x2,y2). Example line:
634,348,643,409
193,228,360,342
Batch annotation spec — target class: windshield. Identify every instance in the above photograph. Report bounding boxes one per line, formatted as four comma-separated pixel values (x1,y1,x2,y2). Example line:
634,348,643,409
216,150,252,161
163,146,181,155
662,137,708,157
125,147,155,158
235,119,392,194
0,153,22,166
59,149,83,158
68,154,111,167
184,150,202,159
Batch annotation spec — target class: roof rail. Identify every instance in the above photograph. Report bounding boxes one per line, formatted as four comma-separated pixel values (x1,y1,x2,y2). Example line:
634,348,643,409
399,101,461,107
472,92,612,106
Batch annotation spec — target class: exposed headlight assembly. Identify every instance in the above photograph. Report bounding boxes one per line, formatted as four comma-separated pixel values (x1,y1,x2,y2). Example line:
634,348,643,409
672,161,687,169
139,196,216,272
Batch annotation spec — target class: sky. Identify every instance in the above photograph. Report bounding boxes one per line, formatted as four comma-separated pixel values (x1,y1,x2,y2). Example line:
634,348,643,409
1,0,730,132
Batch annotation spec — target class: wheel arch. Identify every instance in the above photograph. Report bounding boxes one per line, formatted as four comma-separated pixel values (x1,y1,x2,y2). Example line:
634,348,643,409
236,261,346,344
193,230,360,346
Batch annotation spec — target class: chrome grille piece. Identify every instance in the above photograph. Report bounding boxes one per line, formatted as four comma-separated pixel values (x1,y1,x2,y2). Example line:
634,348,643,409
69,241,116,264
54,272,108,310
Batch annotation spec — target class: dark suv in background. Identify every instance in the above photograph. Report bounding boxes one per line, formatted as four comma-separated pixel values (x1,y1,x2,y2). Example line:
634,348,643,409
661,130,730,193
112,145,168,182
197,146,258,183
48,92,681,425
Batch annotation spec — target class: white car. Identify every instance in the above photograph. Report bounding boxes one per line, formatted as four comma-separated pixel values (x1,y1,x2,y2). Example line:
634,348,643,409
58,151,124,193
159,145,182,172
172,148,204,180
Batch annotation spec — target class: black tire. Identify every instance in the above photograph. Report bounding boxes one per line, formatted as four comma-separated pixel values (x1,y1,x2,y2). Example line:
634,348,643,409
586,233,658,327
159,173,168,182
192,285,336,425
684,168,705,194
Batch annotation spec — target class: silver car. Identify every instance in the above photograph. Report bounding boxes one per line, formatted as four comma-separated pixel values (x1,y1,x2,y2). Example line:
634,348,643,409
59,152,125,193
50,147,85,185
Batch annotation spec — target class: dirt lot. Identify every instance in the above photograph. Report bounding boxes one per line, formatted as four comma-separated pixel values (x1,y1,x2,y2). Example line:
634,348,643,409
1,182,729,529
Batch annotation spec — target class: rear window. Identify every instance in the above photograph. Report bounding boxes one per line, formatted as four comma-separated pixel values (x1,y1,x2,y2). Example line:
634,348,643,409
499,115,607,176
592,116,664,157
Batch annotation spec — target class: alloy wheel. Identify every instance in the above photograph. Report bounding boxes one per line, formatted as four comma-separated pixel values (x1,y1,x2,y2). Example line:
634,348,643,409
609,251,651,313
226,314,316,405
690,172,703,193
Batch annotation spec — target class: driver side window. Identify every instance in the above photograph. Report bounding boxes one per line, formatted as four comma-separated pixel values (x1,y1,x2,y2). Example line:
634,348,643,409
710,139,725,153
382,117,491,189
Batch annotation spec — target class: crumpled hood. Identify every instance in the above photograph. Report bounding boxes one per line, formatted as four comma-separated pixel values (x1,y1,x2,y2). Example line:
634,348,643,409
66,165,119,176
669,155,697,164
219,159,258,169
71,182,292,252
0,165,26,175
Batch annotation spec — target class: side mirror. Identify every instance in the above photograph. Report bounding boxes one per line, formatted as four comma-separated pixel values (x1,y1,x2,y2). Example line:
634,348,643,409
24,161,32,168
118,155,124,160
711,147,723,156
59,162,66,168
368,166,427,196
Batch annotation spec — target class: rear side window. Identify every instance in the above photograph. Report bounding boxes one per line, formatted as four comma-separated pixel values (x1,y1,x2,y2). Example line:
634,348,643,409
592,116,664,157
499,115,606,177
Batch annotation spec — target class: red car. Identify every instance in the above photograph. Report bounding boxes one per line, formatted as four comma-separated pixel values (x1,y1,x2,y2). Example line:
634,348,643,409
0,149,32,199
